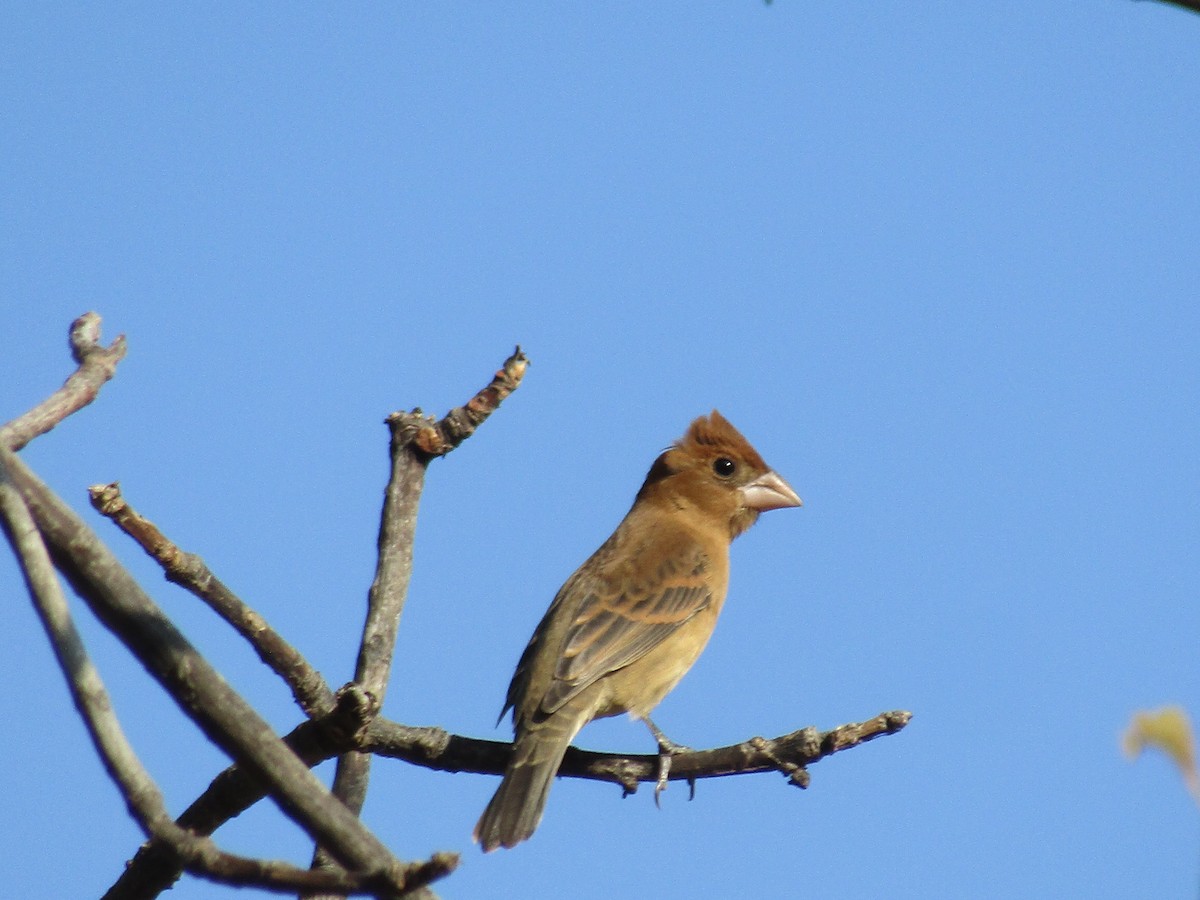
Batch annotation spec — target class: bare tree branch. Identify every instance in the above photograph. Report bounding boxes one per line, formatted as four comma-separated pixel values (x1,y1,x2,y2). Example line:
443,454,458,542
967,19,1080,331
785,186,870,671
87,481,336,718
309,347,530,898
96,346,531,900
5,320,906,900
411,346,529,458
0,455,450,898
104,686,384,900
2,449,452,897
0,312,127,452
363,711,913,793
169,850,446,897
307,414,430,895
0,453,178,841
107,708,910,898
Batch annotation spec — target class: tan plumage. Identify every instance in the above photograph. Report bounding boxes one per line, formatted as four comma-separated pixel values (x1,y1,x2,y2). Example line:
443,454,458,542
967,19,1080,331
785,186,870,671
474,411,801,851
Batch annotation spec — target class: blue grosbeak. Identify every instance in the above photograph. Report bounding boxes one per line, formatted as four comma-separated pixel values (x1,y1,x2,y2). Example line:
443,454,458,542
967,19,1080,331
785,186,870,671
474,411,801,851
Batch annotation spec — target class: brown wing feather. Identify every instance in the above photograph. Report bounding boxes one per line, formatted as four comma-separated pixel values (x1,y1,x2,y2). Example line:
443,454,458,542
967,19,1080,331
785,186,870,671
540,546,712,715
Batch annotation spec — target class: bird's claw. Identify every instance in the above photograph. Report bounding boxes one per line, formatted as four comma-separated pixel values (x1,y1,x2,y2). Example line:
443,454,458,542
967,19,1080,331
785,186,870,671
646,721,693,808
654,750,672,808
652,760,696,807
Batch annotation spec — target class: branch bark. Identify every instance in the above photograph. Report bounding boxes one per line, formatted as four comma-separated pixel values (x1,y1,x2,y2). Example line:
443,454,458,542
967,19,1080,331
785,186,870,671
0,311,127,452
104,686,384,900
363,711,913,793
87,481,335,718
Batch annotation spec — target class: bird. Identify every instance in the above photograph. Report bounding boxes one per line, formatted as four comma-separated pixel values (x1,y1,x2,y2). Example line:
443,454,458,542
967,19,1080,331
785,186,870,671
474,410,802,851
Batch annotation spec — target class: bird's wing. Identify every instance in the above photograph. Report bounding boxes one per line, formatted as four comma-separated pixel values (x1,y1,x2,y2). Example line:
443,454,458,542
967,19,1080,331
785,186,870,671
539,543,713,715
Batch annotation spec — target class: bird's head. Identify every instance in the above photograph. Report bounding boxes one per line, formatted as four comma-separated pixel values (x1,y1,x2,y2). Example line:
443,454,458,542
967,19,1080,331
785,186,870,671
636,410,801,539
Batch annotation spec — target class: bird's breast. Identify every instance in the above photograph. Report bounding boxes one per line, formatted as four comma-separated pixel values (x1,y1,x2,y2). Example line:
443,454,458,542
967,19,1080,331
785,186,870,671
593,599,724,720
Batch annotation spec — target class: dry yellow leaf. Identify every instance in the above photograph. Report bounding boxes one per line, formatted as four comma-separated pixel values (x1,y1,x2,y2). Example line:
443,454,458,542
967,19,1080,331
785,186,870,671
1123,705,1199,807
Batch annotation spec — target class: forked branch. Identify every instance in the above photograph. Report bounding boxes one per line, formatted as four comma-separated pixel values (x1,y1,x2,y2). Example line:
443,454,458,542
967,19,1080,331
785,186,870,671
2,316,908,900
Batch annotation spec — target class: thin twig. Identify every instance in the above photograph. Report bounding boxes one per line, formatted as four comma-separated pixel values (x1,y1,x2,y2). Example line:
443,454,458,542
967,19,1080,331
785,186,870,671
87,481,335,717
0,312,127,452
308,349,530,898
412,346,529,458
306,412,433,896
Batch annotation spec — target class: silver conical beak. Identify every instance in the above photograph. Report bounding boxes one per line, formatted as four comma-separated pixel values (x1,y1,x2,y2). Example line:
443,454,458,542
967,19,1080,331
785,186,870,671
741,470,802,512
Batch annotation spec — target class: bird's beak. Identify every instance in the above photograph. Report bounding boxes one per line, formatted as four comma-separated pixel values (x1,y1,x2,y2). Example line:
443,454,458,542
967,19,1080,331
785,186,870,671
741,470,802,511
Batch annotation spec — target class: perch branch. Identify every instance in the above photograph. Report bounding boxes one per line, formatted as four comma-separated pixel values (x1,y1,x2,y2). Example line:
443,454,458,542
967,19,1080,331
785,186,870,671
108,708,909,898
87,481,335,718
364,710,913,793
0,311,127,452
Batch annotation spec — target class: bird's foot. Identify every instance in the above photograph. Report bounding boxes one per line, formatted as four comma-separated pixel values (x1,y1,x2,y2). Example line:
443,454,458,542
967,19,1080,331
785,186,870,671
643,718,697,807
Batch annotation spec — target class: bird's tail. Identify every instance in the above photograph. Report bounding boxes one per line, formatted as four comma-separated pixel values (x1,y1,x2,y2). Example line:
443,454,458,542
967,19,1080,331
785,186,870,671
474,705,588,851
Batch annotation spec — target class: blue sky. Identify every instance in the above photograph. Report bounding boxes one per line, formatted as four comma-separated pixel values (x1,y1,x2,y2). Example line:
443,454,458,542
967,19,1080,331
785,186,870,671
3,3,1199,898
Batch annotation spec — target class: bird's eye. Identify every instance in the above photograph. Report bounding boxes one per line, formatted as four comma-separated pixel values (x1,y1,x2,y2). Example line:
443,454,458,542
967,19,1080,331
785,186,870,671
713,457,736,478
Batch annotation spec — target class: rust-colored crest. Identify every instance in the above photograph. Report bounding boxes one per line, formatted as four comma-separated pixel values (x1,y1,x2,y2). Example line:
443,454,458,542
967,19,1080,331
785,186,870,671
677,410,767,471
